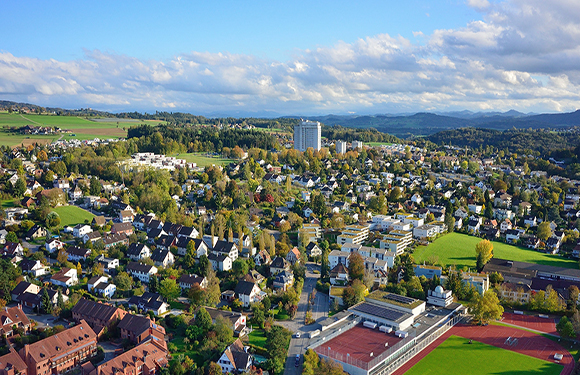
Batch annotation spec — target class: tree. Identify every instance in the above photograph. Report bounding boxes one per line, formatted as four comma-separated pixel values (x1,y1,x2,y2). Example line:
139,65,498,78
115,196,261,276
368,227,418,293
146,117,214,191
537,222,552,241
57,248,68,265
41,288,53,314
46,211,61,228
232,258,249,278
469,290,504,324
57,289,65,310
348,252,365,281
198,254,209,277
76,262,82,277
205,267,221,307
89,177,101,196
265,325,292,374
188,284,205,306
207,362,222,375
115,272,133,291
184,240,197,269
195,307,213,333
5,232,17,243
149,275,159,293
159,278,180,301
311,193,327,217
13,178,26,197
475,240,493,271
556,316,576,339
389,187,401,202
444,214,455,233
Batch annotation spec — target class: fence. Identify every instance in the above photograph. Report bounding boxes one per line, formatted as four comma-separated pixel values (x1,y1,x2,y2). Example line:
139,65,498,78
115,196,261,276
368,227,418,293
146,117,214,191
370,314,464,375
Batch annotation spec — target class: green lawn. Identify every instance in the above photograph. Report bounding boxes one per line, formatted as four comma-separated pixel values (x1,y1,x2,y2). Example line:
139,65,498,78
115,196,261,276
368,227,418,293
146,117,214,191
413,232,578,269
248,329,267,349
366,142,394,147
404,335,562,375
52,206,95,227
1,199,16,209
168,153,236,167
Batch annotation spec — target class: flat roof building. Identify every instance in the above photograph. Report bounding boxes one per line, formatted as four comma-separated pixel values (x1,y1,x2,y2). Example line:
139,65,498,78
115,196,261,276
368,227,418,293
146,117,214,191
294,120,321,152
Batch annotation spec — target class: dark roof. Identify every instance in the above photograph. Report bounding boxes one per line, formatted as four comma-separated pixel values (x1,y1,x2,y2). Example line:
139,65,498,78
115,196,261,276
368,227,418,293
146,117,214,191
102,233,127,245
126,262,156,274
66,246,91,257
155,235,176,248
178,273,204,286
234,280,256,296
117,314,153,336
350,302,412,323
150,249,171,262
127,243,148,256
178,226,196,237
72,298,120,322
19,259,40,271
214,241,236,253
270,256,289,269
11,281,34,297
112,222,133,232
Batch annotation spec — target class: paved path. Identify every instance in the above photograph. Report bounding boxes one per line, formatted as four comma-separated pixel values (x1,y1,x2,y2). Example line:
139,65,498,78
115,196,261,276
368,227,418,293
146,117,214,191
281,262,328,375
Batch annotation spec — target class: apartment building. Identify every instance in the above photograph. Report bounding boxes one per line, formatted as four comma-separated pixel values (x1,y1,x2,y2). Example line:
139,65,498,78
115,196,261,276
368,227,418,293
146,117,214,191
336,224,370,246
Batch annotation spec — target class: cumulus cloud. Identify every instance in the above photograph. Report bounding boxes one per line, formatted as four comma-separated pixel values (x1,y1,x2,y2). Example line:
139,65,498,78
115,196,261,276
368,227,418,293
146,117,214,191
1,0,580,114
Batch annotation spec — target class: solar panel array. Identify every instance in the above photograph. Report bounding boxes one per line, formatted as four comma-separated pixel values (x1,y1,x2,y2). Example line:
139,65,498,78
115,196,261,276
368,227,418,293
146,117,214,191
384,293,416,305
352,302,410,322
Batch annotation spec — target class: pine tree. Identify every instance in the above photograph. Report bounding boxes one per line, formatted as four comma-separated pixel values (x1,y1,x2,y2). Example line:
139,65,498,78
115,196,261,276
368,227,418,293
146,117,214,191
41,289,53,314
149,275,159,293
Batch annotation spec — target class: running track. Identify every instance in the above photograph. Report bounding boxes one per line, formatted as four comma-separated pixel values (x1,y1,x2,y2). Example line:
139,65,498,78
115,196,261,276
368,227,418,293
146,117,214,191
393,324,574,375
502,312,558,336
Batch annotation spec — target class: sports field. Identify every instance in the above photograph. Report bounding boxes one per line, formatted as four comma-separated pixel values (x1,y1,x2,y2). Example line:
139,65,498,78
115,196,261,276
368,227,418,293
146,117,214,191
0,113,164,146
413,232,578,269
52,205,95,227
168,153,236,167
403,335,562,375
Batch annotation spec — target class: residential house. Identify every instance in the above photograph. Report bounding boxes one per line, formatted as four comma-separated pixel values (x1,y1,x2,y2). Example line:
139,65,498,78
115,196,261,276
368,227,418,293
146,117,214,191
150,249,175,268
208,253,233,272
18,320,97,375
50,267,78,287
119,210,135,223
213,241,239,262
71,298,127,337
82,231,102,244
270,256,291,275
234,280,264,307
505,229,522,244
87,275,116,298
111,222,134,236
273,270,294,291
285,247,301,265
176,237,207,257
494,193,512,208
305,242,322,258
0,305,31,337
1,242,24,257
93,338,168,375
178,274,207,290
102,233,128,249
25,225,46,241
128,292,169,316
20,259,49,277
217,339,252,374
73,224,92,238
118,314,166,344
254,250,271,266
329,263,349,285
126,262,158,283
95,254,119,272
66,246,91,263
203,307,248,337
46,238,65,253
126,243,151,261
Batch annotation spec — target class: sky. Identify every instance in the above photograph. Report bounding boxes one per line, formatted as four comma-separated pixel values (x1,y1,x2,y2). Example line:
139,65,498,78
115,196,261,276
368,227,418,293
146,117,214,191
1,0,580,116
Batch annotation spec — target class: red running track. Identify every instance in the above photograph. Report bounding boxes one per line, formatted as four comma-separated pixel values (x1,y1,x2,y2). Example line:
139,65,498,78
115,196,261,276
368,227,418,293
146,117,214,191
393,324,574,375
501,312,558,336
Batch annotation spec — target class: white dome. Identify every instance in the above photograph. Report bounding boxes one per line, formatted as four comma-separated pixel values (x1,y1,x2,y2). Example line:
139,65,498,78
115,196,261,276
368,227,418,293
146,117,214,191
435,285,444,294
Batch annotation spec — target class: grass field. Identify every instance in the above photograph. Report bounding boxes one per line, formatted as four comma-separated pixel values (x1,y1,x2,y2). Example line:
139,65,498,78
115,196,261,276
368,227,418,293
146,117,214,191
168,153,236,167
367,142,394,147
404,335,562,375
52,206,95,227
0,113,165,146
1,199,16,209
248,329,267,349
413,232,578,269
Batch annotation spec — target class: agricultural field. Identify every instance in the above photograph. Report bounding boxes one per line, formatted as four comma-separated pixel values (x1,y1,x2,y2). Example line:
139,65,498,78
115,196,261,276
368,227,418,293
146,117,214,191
51,205,95,227
413,232,578,269
404,335,561,375
0,113,164,147
168,153,236,167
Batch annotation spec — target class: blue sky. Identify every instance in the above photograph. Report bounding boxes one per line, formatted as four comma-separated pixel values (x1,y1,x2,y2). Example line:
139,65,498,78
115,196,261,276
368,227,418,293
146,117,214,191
1,0,580,115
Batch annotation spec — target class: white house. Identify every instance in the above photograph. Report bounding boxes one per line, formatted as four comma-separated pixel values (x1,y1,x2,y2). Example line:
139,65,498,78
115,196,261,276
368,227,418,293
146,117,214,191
126,262,158,283
50,268,78,287
72,224,92,238
150,249,175,268
126,243,151,261
234,280,263,307
208,253,233,272
217,339,252,374
46,238,65,253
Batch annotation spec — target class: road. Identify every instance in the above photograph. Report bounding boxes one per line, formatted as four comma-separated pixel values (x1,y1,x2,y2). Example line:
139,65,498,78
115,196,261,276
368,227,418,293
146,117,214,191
278,262,329,375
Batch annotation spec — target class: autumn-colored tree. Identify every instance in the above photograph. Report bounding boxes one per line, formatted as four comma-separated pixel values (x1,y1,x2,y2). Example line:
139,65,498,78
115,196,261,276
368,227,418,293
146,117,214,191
348,252,365,281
